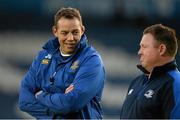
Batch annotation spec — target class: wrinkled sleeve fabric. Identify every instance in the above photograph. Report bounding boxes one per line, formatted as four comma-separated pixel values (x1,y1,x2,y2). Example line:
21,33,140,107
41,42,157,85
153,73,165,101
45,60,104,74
18,52,52,118
36,55,105,115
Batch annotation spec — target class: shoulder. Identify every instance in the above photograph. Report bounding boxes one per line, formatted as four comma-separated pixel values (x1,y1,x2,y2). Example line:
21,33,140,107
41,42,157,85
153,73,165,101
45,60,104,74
129,74,145,87
83,46,102,58
168,69,180,87
29,50,49,68
80,46,103,64
133,74,145,82
168,69,180,80
35,49,49,61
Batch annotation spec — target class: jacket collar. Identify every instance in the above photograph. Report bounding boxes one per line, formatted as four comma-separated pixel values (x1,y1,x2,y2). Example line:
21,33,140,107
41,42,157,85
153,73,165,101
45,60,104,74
137,60,177,78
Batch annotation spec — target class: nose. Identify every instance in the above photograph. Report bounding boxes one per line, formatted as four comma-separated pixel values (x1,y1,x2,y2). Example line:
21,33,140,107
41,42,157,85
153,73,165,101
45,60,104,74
138,48,142,56
67,33,73,41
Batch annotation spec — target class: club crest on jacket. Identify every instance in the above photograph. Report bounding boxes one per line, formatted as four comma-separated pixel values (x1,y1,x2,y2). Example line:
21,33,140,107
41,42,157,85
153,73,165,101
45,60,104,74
144,89,154,98
71,60,79,70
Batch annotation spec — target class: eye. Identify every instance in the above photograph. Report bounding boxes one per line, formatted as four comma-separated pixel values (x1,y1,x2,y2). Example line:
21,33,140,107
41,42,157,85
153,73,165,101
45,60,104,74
73,31,79,35
141,44,146,48
61,31,68,36
143,45,147,48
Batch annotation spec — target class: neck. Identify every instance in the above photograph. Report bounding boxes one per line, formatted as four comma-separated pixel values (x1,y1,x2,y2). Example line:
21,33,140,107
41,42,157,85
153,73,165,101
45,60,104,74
60,48,72,57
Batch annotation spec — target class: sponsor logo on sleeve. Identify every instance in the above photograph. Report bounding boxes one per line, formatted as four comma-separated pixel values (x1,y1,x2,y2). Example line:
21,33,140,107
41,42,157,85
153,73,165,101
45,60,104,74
41,54,52,64
128,89,134,95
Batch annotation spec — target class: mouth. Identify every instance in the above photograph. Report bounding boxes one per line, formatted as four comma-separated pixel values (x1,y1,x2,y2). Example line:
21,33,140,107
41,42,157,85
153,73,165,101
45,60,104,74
65,43,76,48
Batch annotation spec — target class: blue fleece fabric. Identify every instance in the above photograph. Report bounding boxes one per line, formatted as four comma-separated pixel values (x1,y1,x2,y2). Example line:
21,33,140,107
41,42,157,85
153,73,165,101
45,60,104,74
19,34,105,119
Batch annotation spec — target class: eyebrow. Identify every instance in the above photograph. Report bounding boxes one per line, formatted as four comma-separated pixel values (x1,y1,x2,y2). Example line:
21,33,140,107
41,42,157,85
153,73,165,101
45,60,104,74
61,29,79,32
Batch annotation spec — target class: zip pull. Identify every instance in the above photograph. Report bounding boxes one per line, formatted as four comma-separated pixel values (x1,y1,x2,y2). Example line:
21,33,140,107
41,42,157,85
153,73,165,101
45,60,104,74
50,72,57,85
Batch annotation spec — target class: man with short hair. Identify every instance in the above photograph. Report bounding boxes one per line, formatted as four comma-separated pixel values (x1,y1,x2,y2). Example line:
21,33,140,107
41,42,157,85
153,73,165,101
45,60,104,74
120,24,180,119
19,7,105,119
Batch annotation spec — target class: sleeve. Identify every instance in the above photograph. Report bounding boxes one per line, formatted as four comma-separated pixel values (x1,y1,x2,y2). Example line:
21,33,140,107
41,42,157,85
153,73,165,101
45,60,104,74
169,78,180,118
170,88,180,119
18,52,53,118
163,71,180,119
36,55,105,114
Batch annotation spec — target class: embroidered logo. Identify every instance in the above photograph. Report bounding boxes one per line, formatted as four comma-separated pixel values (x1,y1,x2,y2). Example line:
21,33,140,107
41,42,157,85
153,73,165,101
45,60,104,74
128,89,134,95
41,59,49,64
41,54,52,64
71,60,79,70
45,54,52,59
144,89,154,98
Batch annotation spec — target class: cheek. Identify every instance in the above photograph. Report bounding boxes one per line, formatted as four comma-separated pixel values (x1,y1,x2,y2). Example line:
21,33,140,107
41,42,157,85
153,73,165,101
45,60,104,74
145,50,159,62
58,38,65,44
74,35,81,41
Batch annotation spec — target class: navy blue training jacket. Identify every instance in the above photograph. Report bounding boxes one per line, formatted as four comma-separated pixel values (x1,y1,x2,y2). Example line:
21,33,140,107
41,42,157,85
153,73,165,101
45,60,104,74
120,61,180,119
19,34,105,119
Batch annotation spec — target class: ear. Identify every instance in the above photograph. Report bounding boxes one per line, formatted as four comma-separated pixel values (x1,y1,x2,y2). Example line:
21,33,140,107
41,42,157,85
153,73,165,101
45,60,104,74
52,26,58,37
81,25,85,35
159,44,167,56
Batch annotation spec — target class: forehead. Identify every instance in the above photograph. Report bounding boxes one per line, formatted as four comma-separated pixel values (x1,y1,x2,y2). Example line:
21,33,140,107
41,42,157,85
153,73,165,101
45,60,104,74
140,33,157,45
57,17,81,29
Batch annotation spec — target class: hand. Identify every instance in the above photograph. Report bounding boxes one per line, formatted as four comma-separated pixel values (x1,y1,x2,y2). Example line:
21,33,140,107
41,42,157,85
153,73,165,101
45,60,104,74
35,90,43,98
65,84,74,94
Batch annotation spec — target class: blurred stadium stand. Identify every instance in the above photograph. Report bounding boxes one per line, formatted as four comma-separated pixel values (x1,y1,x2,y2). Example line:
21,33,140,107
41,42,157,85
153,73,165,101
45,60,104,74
0,0,180,119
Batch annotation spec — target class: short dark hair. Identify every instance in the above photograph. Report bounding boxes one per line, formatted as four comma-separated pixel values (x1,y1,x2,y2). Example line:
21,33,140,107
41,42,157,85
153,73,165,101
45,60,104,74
54,7,83,26
143,24,178,57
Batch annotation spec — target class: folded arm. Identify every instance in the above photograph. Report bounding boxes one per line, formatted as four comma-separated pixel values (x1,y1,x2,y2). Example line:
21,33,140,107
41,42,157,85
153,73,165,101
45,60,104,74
36,55,105,115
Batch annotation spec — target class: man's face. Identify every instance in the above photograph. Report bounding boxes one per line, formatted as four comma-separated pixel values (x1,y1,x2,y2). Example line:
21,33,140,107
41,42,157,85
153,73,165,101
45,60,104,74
53,17,84,54
138,33,161,72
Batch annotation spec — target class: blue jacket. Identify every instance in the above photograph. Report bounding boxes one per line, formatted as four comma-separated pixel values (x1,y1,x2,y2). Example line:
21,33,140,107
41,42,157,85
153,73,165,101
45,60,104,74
19,34,105,119
120,61,180,119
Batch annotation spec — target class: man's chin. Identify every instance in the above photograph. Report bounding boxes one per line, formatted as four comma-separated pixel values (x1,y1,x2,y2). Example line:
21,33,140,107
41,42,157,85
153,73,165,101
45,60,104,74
141,63,147,69
66,49,75,54
141,64,146,68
